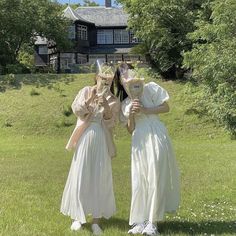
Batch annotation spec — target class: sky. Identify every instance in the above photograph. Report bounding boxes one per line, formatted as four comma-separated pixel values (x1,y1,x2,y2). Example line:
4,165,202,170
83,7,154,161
57,0,117,6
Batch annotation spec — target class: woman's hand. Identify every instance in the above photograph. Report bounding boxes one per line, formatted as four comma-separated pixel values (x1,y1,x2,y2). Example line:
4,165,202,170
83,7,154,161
85,86,97,107
97,95,108,108
98,95,112,119
130,99,145,114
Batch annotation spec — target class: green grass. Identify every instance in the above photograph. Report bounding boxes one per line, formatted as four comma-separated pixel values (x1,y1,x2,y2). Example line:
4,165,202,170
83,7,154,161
0,74,235,236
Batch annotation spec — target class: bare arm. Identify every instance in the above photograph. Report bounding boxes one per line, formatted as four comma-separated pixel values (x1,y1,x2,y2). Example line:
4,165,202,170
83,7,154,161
126,100,169,134
127,112,135,134
141,101,170,114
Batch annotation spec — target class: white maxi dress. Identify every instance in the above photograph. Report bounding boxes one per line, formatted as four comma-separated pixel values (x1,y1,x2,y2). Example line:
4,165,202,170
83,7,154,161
60,86,119,224
121,82,180,225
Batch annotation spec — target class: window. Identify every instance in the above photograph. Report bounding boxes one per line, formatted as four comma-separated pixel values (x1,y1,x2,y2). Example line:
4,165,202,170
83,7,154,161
107,54,122,63
130,31,141,43
68,25,75,39
123,54,140,62
60,53,76,69
97,30,113,44
114,29,129,44
38,46,48,55
78,25,88,40
77,54,87,64
89,54,106,64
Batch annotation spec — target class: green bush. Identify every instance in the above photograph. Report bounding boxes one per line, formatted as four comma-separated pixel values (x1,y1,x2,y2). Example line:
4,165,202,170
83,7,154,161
5,64,30,74
183,0,236,137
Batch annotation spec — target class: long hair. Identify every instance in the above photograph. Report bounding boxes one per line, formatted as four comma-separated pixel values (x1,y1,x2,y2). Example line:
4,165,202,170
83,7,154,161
114,63,134,101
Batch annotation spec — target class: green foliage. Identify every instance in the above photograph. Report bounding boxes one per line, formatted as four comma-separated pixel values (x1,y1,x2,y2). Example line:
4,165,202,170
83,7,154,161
183,0,236,137
1,74,18,86
17,45,35,72
0,0,70,70
118,0,203,79
0,74,235,235
83,0,99,6
5,64,30,74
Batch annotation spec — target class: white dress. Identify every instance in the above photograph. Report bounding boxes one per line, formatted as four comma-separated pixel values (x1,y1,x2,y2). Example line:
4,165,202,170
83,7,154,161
60,86,119,224
121,82,180,225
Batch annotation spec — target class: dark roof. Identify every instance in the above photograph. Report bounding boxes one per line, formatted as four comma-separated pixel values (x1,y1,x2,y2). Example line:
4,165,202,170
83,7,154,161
63,6,93,24
88,45,132,54
75,6,128,27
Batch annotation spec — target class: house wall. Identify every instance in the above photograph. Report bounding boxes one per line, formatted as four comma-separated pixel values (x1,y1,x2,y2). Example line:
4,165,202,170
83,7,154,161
34,45,48,67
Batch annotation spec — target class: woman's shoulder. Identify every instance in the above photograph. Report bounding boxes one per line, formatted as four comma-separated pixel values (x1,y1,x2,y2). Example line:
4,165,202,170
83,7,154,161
80,85,92,92
76,85,93,95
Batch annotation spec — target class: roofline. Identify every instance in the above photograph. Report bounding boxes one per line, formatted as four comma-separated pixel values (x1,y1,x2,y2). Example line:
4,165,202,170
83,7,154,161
75,6,124,10
64,6,94,24
68,6,79,20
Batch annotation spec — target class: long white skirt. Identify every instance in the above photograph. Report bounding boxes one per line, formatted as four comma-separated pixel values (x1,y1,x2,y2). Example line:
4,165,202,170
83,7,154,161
60,122,116,224
129,117,180,225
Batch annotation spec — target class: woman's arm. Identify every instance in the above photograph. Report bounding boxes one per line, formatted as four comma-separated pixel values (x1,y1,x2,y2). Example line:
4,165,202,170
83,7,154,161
72,86,96,119
141,101,170,114
132,99,169,115
127,111,135,134
85,86,97,107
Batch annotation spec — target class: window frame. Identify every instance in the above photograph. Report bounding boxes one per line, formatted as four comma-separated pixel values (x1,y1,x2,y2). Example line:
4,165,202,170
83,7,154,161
78,24,88,40
114,29,129,44
97,29,113,44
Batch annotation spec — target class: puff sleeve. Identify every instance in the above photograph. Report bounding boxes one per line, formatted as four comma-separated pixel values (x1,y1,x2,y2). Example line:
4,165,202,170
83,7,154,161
71,86,91,119
146,82,170,106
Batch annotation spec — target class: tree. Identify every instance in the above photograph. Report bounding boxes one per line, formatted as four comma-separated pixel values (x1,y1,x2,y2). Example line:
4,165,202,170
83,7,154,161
0,0,70,72
183,0,236,136
118,0,204,79
83,0,99,6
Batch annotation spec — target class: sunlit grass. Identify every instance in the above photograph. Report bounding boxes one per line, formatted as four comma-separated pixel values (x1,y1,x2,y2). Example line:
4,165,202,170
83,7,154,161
0,74,235,235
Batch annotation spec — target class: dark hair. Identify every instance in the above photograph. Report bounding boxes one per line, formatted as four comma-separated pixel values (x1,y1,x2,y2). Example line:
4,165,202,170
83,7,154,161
114,63,134,101
110,80,115,95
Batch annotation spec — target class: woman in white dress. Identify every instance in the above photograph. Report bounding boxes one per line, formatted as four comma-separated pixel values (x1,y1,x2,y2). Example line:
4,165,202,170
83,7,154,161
115,64,180,235
61,66,120,235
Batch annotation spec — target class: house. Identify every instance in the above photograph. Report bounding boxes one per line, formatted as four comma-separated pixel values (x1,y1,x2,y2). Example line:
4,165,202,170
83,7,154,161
35,0,144,73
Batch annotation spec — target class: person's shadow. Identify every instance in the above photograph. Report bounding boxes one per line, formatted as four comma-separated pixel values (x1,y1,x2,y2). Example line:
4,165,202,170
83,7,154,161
100,218,236,235
159,220,236,235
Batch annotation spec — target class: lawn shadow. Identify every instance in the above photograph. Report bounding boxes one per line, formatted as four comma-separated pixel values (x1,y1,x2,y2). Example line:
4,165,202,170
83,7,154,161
102,217,129,231
0,73,78,93
80,217,129,232
81,219,235,235
159,220,236,235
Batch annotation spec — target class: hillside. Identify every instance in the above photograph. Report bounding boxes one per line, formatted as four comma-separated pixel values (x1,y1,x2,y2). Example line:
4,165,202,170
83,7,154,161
0,74,235,236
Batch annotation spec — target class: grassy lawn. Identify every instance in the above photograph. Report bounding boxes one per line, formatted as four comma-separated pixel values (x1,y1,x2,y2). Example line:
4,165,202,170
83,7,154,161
0,74,235,236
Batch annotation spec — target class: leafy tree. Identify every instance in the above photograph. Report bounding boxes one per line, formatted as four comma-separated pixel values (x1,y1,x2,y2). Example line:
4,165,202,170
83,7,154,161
118,0,203,79
183,0,236,136
0,0,70,71
83,0,99,6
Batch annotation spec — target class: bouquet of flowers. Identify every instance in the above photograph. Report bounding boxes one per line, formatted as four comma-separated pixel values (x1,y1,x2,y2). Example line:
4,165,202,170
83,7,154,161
120,67,144,100
97,61,114,97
